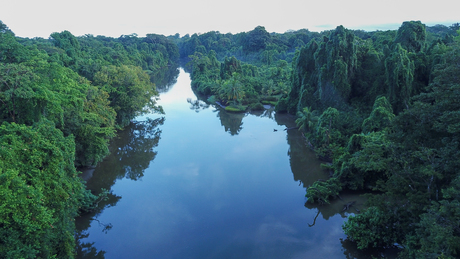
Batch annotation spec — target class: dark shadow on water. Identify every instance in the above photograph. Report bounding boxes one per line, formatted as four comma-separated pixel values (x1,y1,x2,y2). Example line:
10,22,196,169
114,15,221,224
188,86,278,136
75,118,164,259
187,98,210,112
214,106,277,136
215,107,245,135
151,64,180,94
275,112,330,188
303,190,367,221
75,231,106,259
276,111,400,258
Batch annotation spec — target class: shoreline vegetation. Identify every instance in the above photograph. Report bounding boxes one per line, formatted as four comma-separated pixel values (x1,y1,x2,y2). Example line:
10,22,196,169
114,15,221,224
1,20,460,258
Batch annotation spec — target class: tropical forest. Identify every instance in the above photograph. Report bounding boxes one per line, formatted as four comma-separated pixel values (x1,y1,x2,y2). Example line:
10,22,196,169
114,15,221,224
1,19,460,258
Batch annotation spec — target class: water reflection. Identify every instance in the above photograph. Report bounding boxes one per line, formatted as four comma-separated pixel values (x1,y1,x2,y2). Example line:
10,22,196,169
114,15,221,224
186,98,210,112
75,231,106,259
215,108,245,135
185,94,365,224
76,118,164,259
151,65,180,93
76,69,384,259
214,106,279,136
275,112,368,229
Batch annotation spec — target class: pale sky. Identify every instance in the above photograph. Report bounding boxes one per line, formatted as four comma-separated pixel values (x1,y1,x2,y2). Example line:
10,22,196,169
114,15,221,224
0,0,458,38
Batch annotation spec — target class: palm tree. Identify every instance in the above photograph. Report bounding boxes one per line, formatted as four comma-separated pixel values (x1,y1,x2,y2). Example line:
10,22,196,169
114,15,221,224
295,107,317,132
219,72,244,105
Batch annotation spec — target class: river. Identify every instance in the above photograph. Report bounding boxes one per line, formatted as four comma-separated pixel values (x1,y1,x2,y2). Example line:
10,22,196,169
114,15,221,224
76,68,385,259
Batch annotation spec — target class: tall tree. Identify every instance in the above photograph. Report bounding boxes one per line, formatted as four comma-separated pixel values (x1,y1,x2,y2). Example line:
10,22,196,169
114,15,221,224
93,65,161,127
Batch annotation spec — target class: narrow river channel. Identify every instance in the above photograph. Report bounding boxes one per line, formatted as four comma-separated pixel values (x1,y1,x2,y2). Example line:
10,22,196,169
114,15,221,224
76,68,373,259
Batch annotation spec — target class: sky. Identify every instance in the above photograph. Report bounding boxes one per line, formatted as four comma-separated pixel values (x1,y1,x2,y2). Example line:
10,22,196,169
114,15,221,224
0,0,458,38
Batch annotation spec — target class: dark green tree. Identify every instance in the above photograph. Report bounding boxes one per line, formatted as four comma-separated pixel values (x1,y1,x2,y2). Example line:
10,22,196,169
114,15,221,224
243,26,271,53
384,43,415,112
0,120,93,258
93,65,161,127
394,21,427,53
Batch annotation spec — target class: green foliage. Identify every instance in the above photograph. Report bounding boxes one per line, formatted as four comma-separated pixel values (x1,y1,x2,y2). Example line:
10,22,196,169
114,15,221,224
405,178,460,257
285,26,358,113
309,107,350,160
279,21,460,257
350,38,386,106
343,41,460,257
50,31,81,66
0,120,90,258
188,50,221,95
361,96,394,133
177,26,319,64
394,21,427,53
225,105,246,112
93,64,161,127
243,26,271,53
0,63,44,123
343,206,400,249
285,40,319,113
3,18,459,258
218,73,245,105
305,178,342,204
187,49,291,109
384,43,415,112
295,107,318,132
334,131,391,190
220,56,242,80
0,23,30,64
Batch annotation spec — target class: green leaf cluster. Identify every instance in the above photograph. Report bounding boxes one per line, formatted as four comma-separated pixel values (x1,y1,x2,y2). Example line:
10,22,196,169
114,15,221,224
0,120,91,258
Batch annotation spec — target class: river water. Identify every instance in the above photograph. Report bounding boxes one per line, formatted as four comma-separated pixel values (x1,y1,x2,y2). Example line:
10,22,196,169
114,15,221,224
76,68,377,259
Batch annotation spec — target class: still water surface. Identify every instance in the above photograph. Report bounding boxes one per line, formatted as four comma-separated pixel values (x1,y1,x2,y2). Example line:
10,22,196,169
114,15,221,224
76,68,369,259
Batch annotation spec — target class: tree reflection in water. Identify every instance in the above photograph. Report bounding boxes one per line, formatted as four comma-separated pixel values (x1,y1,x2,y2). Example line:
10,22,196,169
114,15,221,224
275,112,368,223
76,117,164,259
150,65,180,94
276,112,398,259
216,108,245,135
187,98,210,112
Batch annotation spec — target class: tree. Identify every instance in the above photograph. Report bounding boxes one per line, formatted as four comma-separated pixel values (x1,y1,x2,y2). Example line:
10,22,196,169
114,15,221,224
0,63,40,123
0,21,29,64
361,96,394,133
282,39,319,114
384,43,415,112
32,62,116,167
218,72,245,105
243,26,271,53
0,120,92,258
93,65,161,127
295,107,318,132
220,56,242,80
394,21,427,53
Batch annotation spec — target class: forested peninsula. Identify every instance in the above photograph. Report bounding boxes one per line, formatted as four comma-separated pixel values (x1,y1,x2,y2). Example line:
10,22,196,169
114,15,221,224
1,20,460,258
